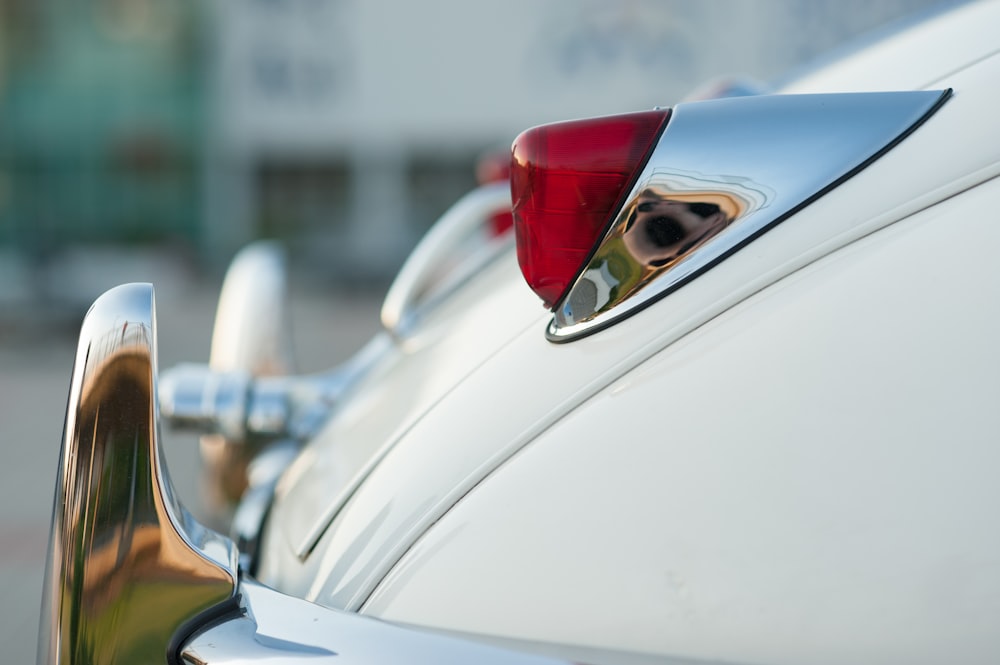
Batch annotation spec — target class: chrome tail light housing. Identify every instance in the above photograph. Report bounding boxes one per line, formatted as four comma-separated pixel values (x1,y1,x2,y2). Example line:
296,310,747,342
509,91,951,341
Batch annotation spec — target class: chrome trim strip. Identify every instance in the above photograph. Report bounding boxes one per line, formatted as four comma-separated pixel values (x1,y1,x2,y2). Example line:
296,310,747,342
37,283,238,665
549,90,950,341
181,578,570,665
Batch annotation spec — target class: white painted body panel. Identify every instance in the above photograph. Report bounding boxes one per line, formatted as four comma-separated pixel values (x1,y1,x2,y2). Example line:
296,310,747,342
363,175,1000,663
257,253,549,594
257,4,1000,662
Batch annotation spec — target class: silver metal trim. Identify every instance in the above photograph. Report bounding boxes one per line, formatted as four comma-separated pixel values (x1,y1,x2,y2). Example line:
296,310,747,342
210,240,294,376
549,90,950,341
180,578,570,665
37,283,238,665
160,333,392,443
160,363,253,440
197,240,295,522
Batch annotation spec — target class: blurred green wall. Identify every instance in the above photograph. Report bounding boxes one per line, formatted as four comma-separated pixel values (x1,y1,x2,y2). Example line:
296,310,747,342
0,0,204,255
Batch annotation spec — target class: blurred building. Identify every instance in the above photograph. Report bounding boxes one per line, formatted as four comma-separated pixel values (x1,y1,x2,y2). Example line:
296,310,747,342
0,0,203,252
0,0,956,288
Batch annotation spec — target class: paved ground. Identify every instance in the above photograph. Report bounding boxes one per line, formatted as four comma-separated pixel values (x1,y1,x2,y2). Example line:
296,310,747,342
0,256,382,660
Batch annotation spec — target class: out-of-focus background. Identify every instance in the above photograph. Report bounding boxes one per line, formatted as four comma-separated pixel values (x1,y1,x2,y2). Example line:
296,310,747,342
0,0,958,658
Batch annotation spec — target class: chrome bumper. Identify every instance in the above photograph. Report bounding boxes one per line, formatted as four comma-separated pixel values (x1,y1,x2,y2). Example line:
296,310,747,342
37,283,568,665
37,284,238,665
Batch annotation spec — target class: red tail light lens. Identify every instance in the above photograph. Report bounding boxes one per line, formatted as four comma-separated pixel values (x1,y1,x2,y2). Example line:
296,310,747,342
511,109,670,308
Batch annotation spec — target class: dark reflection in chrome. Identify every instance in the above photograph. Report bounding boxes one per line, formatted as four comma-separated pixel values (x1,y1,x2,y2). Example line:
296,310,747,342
562,170,771,325
551,89,951,340
38,283,237,665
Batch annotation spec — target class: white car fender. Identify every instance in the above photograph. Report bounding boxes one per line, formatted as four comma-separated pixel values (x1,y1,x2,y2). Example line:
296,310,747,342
362,174,1000,665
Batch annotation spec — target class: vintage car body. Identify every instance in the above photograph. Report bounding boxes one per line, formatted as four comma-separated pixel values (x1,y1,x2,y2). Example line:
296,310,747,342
39,2,1000,664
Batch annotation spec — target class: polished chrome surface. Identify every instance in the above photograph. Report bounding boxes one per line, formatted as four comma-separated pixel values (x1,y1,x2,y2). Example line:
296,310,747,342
160,363,254,440
381,183,514,337
209,240,294,376
550,90,950,341
201,241,294,518
161,332,392,561
38,283,238,665
161,333,392,443
181,578,569,665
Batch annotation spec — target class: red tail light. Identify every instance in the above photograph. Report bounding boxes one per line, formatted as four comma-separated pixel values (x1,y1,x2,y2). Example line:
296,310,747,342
510,109,670,308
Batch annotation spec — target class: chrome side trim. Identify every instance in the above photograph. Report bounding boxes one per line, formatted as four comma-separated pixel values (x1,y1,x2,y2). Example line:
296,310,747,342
549,90,950,341
38,283,238,665
181,578,569,665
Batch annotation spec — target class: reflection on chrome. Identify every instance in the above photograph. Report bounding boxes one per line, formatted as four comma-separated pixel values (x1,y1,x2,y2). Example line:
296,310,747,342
38,283,237,665
202,240,294,523
160,333,391,444
551,89,951,340
561,169,772,325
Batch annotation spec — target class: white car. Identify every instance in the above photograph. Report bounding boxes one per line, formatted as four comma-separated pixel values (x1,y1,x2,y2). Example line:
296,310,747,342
38,2,1000,664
